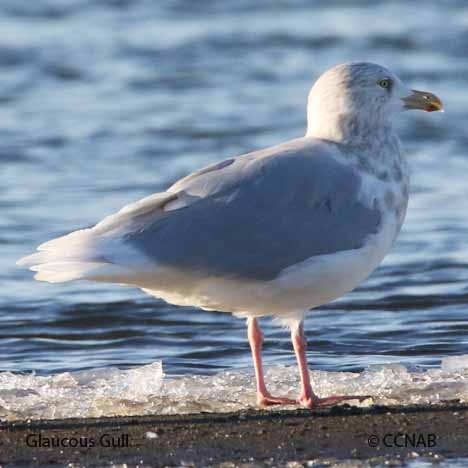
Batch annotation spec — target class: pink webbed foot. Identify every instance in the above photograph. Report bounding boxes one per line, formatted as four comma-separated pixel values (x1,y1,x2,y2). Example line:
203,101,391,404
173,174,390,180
298,393,372,409
257,392,297,407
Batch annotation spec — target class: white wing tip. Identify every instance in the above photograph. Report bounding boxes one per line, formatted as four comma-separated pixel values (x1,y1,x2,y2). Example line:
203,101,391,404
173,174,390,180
16,254,37,268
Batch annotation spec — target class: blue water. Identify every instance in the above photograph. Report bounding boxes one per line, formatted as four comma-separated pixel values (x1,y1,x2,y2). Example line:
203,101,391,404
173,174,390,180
2,0,468,429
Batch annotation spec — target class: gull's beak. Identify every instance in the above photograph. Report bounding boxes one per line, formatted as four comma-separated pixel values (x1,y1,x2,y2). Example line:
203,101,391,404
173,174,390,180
402,89,444,112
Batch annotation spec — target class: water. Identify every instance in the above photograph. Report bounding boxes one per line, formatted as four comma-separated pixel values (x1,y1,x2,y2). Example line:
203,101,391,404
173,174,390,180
2,0,468,431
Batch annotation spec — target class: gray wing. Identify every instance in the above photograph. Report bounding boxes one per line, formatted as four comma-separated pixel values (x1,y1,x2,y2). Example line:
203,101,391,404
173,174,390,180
123,138,381,280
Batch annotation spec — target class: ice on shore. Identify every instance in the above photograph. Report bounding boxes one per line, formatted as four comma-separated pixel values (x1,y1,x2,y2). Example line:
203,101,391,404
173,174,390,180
0,356,467,421
441,355,468,373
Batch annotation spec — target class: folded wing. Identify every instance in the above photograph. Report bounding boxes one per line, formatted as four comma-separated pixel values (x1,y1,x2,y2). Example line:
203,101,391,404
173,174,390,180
124,138,382,280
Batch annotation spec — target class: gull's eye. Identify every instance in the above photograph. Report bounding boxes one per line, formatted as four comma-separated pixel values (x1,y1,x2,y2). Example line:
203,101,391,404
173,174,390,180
378,78,391,89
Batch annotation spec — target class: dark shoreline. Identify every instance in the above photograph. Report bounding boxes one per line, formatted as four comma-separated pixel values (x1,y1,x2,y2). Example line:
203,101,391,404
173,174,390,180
1,403,468,467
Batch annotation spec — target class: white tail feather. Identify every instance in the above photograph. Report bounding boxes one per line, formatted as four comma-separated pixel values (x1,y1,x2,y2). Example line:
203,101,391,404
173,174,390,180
17,228,100,267
32,261,107,283
16,227,114,283
37,228,94,251
31,261,132,283
17,190,173,284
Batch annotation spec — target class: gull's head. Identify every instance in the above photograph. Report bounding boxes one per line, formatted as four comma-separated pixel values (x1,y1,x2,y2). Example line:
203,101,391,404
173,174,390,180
306,62,443,142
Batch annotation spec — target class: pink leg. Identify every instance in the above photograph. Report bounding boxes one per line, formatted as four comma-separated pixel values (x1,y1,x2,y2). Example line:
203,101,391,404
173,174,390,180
291,321,371,409
290,322,314,407
247,318,296,406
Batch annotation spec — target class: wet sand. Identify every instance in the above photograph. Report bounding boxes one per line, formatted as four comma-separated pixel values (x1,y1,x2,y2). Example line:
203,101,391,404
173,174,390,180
1,403,467,467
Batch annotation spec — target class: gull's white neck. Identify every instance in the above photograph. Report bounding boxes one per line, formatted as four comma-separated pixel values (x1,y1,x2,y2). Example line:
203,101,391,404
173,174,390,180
305,98,393,148
305,94,406,184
